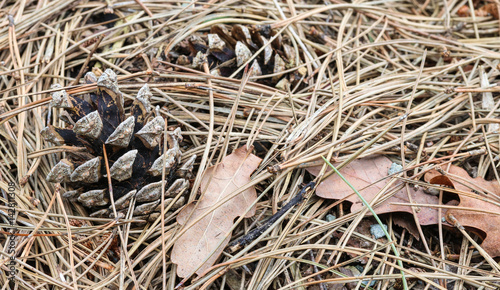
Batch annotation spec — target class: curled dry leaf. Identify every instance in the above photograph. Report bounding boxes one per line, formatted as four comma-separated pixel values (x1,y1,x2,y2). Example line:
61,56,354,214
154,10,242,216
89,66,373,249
307,155,439,225
424,165,500,257
171,146,262,278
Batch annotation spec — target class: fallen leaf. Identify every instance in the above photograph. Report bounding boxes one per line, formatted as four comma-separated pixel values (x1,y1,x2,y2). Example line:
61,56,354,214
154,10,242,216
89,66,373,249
350,186,439,226
457,4,499,19
393,215,420,239
457,5,471,17
308,156,392,203
307,156,439,225
476,3,499,19
171,146,262,278
424,164,500,257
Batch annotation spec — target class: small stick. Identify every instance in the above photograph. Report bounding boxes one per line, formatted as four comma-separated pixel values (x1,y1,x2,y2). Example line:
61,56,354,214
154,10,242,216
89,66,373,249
227,182,315,253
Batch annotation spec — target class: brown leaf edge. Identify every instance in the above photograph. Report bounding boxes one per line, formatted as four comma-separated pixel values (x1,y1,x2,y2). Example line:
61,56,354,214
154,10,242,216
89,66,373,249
171,146,262,278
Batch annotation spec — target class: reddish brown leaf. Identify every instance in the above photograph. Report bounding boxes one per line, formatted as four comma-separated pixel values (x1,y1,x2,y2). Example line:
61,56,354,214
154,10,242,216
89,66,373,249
308,156,439,225
456,4,499,19
427,175,454,188
308,156,392,202
332,219,380,263
171,146,262,278
425,165,500,257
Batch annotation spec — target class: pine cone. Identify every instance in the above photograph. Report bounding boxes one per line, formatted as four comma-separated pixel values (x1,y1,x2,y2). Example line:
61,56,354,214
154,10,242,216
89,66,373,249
170,24,307,89
42,69,195,220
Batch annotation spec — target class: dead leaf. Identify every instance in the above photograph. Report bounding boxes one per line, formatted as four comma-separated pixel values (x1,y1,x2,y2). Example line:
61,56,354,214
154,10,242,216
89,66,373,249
307,156,439,225
393,215,420,239
424,164,500,257
456,4,499,19
332,218,380,264
476,3,499,19
351,186,439,226
457,5,471,17
171,146,262,278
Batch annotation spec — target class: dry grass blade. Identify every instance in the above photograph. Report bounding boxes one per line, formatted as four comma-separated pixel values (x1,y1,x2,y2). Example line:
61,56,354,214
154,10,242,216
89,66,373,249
1,0,500,289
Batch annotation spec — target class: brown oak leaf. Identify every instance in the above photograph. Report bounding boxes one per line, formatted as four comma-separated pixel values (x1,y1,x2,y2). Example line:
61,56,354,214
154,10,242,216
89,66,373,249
457,5,471,17
171,146,262,278
307,155,439,225
424,164,500,257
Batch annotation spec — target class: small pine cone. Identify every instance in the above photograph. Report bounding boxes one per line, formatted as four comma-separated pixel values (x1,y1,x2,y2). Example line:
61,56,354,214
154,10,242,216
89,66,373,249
171,24,307,88
42,69,195,219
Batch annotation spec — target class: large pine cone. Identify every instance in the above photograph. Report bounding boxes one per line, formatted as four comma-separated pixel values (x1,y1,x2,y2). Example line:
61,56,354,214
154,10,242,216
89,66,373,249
170,24,307,89
42,69,195,220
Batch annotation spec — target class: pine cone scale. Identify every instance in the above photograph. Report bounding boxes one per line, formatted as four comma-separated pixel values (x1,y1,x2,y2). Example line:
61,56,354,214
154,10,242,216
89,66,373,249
43,69,195,219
